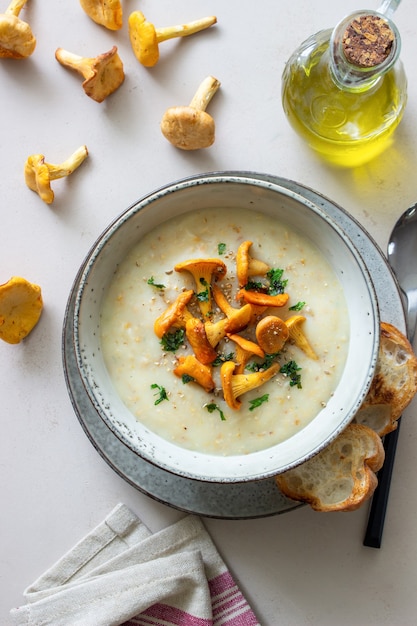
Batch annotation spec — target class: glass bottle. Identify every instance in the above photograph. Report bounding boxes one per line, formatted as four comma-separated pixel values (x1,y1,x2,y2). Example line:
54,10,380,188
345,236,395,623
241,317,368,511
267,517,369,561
281,3,407,167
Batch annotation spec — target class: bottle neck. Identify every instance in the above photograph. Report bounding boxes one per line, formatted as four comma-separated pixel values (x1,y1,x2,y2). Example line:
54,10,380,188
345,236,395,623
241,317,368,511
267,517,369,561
329,10,401,92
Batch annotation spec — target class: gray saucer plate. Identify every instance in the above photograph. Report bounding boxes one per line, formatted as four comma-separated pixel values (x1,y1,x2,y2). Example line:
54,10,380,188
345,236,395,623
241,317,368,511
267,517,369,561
62,178,405,519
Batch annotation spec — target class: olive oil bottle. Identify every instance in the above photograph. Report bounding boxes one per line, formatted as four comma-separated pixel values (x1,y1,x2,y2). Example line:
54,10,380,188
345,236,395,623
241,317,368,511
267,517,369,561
281,9,407,167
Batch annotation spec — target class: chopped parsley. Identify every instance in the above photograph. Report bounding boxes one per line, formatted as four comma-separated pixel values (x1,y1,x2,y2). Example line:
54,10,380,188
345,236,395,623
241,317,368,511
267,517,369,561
246,352,280,372
244,280,263,292
280,360,302,388
147,276,166,289
160,328,185,352
243,268,287,296
151,383,169,405
266,268,288,295
204,402,226,421
181,374,195,384
249,394,269,411
212,352,235,367
289,301,306,311
218,242,226,255
196,277,209,302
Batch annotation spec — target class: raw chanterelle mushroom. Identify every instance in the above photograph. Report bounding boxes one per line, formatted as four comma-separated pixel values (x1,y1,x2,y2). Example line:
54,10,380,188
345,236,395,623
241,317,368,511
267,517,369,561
0,0,36,58
24,145,88,204
79,0,122,31
55,46,124,102
128,11,216,67
0,276,43,344
161,75,221,150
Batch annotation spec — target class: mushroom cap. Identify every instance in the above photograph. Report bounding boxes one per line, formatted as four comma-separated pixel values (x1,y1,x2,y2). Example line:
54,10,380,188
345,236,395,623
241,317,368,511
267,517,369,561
236,240,270,287
237,288,289,308
227,333,265,374
0,14,36,58
24,154,54,204
185,317,217,365
80,0,123,31
173,354,215,393
285,314,318,360
82,46,125,102
153,289,194,338
128,11,159,67
221,360,280,410
256,315,289,353
161,106,215,150
0,276,43,344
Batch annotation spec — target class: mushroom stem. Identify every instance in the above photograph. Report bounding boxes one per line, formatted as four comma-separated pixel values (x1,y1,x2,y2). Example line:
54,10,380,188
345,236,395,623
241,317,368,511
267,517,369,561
160,76,221,150
189,75,221,111
156,16,217,42
6,0,28,16
55,49,89,76
44,145,89,180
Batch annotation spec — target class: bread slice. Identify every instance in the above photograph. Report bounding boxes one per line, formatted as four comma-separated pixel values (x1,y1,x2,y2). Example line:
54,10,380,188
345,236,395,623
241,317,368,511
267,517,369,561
275,424,385,512
355,322,417,436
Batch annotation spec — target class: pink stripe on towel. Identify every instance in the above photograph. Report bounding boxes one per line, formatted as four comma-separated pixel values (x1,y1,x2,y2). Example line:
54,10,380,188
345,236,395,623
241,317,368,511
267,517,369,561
209,572,260,625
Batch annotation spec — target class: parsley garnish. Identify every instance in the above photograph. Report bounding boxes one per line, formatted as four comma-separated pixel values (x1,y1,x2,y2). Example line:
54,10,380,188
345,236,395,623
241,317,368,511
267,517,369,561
181,374,195,384
244,280,263,291
289,301,306,311
249,394,269,411
212,352,235,367
246,352,280,372
266,268,288,295
151,383,169,405
160,328,185,352
147,276,166,289
204,402,226,421
196,277,209,302
218,243,226,255
280,360,302,388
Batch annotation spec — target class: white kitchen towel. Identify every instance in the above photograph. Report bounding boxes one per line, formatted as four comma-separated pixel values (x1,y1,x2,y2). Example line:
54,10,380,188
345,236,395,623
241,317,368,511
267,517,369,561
10,503,260,626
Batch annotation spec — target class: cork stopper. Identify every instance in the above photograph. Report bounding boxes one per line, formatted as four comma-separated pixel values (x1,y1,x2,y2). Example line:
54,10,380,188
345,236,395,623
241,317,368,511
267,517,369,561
342,15,395,68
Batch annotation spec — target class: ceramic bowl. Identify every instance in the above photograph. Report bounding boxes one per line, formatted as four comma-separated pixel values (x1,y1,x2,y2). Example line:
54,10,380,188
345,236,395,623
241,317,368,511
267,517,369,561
70,172,380,483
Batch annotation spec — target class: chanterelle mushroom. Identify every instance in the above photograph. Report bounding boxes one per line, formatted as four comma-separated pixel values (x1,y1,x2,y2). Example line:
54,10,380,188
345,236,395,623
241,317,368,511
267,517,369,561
256,315,289,354
174,258,226,317
24,145,88,204
0,0,36,58
161,75,221,150
285,314,318,360
128,11,216,67
173,354,215,393
79,0,122,31
227,333,265,375
153,289,194,338
236,241,270,287
55,46,124,102
0,276,42,344
221,360,280,410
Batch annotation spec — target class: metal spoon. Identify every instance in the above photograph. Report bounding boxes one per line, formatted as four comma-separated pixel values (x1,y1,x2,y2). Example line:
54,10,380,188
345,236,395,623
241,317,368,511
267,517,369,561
364,203,417,548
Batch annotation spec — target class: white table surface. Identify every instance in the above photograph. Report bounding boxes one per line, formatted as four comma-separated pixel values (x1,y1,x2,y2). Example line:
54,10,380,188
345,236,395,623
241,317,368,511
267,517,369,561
2,1,417,624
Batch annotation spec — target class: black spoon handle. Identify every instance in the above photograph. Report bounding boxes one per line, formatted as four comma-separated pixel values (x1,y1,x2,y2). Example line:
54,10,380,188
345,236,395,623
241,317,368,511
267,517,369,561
363,418,401,548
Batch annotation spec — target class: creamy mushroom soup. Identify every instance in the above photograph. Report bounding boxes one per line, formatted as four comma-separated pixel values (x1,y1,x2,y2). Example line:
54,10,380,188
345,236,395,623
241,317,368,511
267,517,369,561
100,207,349,456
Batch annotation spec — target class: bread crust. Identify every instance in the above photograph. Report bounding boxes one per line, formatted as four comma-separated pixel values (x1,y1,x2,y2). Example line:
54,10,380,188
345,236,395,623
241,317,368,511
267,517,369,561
275,424,385,512
355,322,417,436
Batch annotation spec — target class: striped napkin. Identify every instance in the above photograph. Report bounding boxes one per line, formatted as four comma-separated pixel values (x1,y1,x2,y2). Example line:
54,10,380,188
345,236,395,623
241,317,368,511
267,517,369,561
10,503,260,626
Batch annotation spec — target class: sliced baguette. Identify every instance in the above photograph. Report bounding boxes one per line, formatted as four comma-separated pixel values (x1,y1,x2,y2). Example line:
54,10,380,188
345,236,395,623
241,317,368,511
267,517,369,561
275,424,385,512
355,322,417,436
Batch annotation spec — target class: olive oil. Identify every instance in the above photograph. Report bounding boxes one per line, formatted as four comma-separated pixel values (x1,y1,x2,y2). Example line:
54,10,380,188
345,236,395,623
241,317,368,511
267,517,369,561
282,14,407,167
